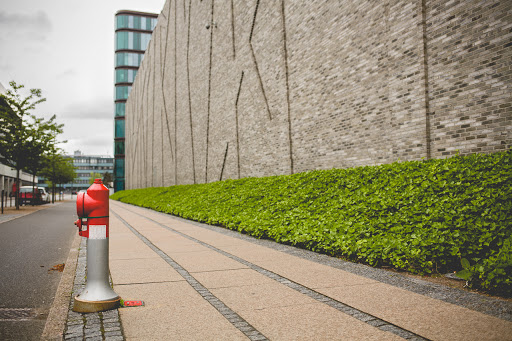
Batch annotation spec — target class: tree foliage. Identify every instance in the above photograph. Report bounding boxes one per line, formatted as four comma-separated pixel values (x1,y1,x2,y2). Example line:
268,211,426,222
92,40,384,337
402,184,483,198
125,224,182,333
0,81,65,208
41,150,76,203
89,172,102,185
103,172,113,187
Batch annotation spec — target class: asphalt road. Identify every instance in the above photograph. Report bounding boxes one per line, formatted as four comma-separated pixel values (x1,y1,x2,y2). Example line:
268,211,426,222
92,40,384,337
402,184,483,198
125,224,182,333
0,201,76,340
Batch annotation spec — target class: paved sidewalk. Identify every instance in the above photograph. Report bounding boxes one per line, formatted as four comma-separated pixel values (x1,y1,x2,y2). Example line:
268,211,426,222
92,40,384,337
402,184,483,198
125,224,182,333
65,200,512,340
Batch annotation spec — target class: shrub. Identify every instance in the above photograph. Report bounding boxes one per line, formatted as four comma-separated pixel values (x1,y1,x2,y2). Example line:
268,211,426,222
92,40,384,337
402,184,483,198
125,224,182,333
111,150,512,296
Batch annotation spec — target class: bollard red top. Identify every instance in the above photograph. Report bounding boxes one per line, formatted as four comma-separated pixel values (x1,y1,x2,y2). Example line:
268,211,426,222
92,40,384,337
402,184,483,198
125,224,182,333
75,179,109,238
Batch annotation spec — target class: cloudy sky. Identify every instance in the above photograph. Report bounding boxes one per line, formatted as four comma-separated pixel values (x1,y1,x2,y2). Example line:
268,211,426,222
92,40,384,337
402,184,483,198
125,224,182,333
0,0,165,156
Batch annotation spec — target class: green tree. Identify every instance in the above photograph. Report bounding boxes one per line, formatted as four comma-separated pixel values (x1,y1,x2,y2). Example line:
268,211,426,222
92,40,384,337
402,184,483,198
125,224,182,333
25,121,64,205
41,150,76,203
0,81,63,209
89,172,102,185
102,172,113,187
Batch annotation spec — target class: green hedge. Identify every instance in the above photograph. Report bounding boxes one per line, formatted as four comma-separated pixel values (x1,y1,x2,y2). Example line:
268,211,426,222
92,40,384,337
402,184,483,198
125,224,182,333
111,150,512,296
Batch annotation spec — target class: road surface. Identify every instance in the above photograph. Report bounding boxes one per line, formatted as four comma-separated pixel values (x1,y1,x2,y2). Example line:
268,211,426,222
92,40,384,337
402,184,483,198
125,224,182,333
0,201,76,340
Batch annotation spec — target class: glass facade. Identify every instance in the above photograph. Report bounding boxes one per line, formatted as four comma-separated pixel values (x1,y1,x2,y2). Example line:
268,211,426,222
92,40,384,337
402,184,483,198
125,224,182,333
116,69,138,83
115,159,125,178
115,52,144,67
116,31,152,51
114,179,125,191
116,15,157,31
115,119,125,138
114,140,125,156
115,102,125,117
115,86,132,100
114,10,157,192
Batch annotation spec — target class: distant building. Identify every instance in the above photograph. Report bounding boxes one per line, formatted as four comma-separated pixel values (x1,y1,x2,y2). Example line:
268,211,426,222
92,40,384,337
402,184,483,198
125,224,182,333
38,150,113,192
1,164,38,196
114,10,158,192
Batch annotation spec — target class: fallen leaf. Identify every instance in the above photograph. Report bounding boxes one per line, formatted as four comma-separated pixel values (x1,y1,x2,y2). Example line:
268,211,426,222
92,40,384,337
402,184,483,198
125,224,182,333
48,264,65,273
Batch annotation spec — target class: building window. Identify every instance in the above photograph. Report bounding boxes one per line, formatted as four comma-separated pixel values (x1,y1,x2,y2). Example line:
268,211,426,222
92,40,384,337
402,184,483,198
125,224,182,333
115,86,132,100
116,32,152,51
116,15,157,31
115,159,125,178
115,69,137,83
114,179,125,191
116,15,127,29
115,140,125,156
115,119,125,138
115,102,125,117
115,52,144,67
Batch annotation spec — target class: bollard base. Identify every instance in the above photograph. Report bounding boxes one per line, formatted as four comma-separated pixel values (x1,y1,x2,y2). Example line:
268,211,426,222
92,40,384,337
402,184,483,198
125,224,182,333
73,296,121,313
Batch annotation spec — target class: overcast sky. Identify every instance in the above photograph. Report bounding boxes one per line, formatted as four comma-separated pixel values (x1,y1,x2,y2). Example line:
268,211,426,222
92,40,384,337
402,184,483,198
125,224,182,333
0,0,165,156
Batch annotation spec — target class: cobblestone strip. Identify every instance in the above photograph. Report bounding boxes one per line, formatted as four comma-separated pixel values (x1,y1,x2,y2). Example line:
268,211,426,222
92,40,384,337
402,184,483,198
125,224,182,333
133,210,429,341
63,238,125,341
111,210,269,341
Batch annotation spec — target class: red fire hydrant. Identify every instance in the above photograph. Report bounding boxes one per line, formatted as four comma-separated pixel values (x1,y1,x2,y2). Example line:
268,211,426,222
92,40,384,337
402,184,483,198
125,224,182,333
73,179,120,312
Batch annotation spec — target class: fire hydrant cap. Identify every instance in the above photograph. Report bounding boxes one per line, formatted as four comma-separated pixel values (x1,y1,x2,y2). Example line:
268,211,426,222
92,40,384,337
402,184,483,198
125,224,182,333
94,179,103,184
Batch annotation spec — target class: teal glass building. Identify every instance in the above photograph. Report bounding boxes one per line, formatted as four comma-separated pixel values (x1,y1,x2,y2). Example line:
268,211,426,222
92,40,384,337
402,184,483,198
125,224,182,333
114,10,157,192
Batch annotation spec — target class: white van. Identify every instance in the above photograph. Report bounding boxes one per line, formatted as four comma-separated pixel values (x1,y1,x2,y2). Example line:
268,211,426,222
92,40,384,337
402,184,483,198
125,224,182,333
38,187,50,203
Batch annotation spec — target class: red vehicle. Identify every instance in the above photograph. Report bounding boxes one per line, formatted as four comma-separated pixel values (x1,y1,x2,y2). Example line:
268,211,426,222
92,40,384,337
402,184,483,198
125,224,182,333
19,186,43,205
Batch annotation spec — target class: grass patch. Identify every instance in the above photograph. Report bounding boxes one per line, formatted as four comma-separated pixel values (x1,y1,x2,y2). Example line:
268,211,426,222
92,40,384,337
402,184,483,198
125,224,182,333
111,150,512,296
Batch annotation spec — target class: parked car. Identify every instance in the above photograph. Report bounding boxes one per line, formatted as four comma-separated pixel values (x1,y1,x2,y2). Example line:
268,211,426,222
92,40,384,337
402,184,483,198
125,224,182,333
19,186,43,205
38,187,50,203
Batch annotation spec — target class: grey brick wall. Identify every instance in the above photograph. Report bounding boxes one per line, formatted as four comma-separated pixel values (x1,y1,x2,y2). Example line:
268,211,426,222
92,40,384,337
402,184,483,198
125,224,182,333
125,0,512,189
426,0,512,158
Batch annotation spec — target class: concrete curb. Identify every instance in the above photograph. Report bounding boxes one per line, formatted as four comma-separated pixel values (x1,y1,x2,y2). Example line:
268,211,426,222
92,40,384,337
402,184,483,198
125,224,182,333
41,232,81,340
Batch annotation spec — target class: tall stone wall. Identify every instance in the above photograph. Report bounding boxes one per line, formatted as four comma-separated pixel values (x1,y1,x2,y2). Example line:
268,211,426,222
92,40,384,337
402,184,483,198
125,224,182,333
125,0,512,189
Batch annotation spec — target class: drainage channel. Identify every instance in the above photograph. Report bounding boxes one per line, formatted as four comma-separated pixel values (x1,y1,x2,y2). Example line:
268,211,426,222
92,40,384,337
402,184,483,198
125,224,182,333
111,204,429,341
111,210,268,341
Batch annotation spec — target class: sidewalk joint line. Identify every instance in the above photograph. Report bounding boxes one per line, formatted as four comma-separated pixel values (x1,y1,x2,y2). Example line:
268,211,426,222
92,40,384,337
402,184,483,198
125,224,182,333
111,209,269,341
116,205,430,341
115,279,185,286
190,267,249,274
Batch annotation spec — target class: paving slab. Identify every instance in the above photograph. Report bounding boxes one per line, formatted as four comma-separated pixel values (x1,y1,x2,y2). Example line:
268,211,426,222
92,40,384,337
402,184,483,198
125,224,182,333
109,258,184,285
109,215,162,261
210,281,320,311
193,268,276,289
255,258,379,288
319,283,512,341
236,302,402,341
220,244,380,288
221,244,294,263
141,231,210,254
169,250,249,273
115,282,247,340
